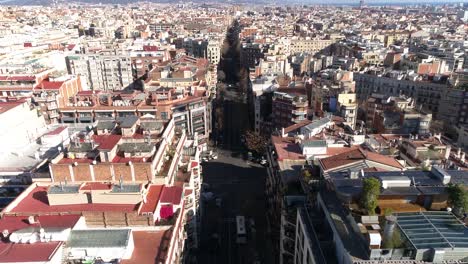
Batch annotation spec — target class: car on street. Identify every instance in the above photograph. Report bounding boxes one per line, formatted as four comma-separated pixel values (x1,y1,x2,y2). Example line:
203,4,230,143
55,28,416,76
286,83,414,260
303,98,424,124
215,197,222,207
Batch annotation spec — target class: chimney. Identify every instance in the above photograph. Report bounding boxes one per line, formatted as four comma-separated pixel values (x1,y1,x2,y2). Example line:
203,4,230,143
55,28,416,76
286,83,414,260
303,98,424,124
28,216,36,225
383,215,397,246
445,145,451,160
2,230,9,238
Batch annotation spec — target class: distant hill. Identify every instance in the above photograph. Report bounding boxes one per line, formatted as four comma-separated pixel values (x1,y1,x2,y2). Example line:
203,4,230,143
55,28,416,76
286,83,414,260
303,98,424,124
0,0,464,6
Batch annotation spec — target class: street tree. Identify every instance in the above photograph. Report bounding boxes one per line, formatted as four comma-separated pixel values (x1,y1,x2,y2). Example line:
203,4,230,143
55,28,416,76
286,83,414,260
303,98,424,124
244,130,267,155
360,177,381,215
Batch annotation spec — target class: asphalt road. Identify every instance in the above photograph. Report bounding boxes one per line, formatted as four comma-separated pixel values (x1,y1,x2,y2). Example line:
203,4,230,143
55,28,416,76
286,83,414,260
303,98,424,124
196,149,273,264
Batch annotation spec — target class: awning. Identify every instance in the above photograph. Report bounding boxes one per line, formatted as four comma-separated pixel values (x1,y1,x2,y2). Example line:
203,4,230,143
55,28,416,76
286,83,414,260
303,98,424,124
160,205,174,219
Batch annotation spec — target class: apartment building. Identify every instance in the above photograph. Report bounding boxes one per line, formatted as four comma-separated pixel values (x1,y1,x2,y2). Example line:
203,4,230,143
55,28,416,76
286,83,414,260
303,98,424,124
66,54,133,91
337,93,358,130
241,43,264,69
272,89,308,130
289,39,334,55
355,73,447,118
32,75,83,124
207,39,221,65
0,181,190,264
130,46,171,78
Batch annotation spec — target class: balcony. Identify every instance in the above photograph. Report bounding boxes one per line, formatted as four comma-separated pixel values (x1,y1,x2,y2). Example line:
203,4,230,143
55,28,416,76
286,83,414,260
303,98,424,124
291,118,306,124
35,95,56,102
185,201,194,209
292,100,307,107
49,112,60,119
47,103,58,110
61,116,76,123
292,109,307,115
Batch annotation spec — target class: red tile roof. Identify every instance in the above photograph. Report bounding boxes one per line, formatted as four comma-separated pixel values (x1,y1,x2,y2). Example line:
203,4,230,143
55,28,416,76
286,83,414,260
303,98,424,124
282,120,312,134
93,134,121,150
44,126,67,136
271,136,304,161
121,230,166,264
80,182,112,191
143,45,159,52
112,156,151,163
0,215,81,232
0,241,63,263
190,161,198,169
159,186,183,205
0,100,24,115
0,214,78,263
76,90,94,96
36,80,64,90
6,186,138,214
319,148,403,171
365,151,404,169
139,185,163,214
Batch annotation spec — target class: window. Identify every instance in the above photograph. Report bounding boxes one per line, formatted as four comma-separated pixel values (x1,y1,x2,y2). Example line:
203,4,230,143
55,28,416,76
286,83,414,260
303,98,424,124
161,112,168,120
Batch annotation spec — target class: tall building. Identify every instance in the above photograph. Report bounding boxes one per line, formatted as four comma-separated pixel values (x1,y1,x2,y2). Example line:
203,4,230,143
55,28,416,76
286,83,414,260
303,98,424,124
359,0,365,9
272,90,308,130
66,54,133,91
207,40,221,65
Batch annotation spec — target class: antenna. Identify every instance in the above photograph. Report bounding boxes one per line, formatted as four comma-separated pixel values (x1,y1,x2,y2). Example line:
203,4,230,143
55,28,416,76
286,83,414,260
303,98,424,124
119,175,123,189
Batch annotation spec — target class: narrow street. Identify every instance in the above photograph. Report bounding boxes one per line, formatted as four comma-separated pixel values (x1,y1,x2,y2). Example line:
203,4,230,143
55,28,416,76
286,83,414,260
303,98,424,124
197,149,274,264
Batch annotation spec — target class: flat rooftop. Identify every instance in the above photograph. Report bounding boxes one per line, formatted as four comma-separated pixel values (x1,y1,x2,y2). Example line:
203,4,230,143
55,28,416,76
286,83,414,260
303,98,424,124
4,186,138,214
121,230,168,264
396,211,468,249
0,125,66,173
68,229,131,248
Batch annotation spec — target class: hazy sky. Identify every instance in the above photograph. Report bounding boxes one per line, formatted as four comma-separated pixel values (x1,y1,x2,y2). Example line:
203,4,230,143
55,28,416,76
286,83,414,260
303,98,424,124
301,0,467,2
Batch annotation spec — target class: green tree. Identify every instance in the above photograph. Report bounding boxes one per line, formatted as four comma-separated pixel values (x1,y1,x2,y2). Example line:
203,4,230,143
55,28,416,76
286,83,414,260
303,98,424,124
303,169,312,183
360,177,381,215
447,183,468,215
244,130,267,155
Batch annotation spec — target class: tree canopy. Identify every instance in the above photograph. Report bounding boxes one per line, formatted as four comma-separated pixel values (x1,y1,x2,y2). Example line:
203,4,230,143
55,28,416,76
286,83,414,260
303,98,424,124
244,130,267,155
360,177,381,215
447,183,468,215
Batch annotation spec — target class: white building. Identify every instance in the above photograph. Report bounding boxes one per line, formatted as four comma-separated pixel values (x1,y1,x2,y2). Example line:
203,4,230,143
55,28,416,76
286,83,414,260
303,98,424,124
207,40,221,65
0,99,46,150
66,54,133,91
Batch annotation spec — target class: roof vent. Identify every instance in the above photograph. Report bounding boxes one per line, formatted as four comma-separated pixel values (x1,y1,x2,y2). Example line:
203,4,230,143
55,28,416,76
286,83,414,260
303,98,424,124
2,230,9,238
28,216,36,225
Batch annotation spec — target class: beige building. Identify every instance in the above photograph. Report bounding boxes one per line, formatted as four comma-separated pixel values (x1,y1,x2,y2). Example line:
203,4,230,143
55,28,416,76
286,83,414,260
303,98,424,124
337,93,358,130
289,39,334,55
